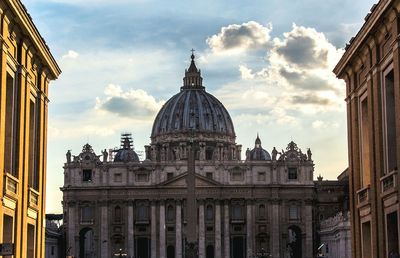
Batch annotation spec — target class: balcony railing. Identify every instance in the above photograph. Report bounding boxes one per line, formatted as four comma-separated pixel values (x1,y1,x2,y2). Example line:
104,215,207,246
357,186,370,205
381,170,397,194
4,173,19,199
29,188,39,209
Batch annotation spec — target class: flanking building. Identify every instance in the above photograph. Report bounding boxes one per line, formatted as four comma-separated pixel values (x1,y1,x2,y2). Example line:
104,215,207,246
334,0,400,257
0,0,61,257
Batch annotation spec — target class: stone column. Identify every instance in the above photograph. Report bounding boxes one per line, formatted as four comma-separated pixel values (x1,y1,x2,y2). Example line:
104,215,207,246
224,200,230,258
176,200,182,258
67,203,76,256
100,204,109,258
151,201,157,258
127,202,134,258
271,200,280,258
215,201,222,258
199,201,205,258
246,200,253,257
159,201,166,258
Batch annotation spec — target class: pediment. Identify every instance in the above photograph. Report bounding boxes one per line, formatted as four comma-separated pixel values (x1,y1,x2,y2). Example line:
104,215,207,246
160,173,221,187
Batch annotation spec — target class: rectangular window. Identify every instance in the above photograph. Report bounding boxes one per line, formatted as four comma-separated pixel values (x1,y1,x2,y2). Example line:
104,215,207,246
81,206,94,223
4,72,19,177
232,204,243,220
136,173,149,182
114,173,122,182
28,98,39,190
167,172,173,180
288,168,297,180
362,221,372,258
27,224,35,258
360,95,371,186
386,212,399,256
136,205,149,220
231,171,243,181
289,205,299,220
2,214,13,255
206,172,213,179
383,70,397,173
258,172,266,181
82,169,92,182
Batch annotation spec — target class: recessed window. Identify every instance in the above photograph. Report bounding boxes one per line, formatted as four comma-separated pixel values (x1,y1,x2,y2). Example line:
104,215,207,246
136,205,148,220
81,206,94,223
231,171,243,181
258,172,266,181
167,173,174,180
383,70,397,173
259,204,266,219
206,205,213,220
206,172,213,179
114,173,122,182
289,205,299,220
288,168,297,180
232,204,243,220
136,173,149,182
115,206,122,222
206,149,213,160
82,169,92,182
167,205,174,221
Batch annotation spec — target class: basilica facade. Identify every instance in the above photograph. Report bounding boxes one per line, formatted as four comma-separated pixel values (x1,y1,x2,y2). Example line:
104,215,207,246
62,55,316,258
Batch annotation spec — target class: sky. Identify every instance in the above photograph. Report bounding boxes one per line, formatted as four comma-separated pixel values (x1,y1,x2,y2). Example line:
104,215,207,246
22,0,378,213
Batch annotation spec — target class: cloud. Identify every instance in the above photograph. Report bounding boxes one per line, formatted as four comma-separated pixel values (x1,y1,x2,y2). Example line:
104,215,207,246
205,22,346,131
312,120,339,129
206,21,272,53
239,65,255,80
291,94,333,106
95,84,164,118
61,50,79,60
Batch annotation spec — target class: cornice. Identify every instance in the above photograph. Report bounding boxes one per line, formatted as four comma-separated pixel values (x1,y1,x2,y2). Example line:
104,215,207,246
5,0,61,79
333,0,392,77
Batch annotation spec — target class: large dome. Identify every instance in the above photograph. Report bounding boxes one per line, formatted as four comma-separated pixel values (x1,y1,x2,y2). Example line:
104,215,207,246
151,54,235,144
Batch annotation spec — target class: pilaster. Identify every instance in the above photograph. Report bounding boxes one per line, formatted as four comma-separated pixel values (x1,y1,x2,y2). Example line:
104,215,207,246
223,200,230,258
215,201,222,258
127,202,134,258
176,200,182,258
151,201,157,258
198,200,205,258
159,200,166,258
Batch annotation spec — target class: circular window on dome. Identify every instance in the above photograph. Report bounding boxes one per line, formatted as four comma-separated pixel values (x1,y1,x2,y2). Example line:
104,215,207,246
84,155,91,160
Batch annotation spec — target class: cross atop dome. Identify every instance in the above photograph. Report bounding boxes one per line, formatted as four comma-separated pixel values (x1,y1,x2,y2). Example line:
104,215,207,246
182,50,204,90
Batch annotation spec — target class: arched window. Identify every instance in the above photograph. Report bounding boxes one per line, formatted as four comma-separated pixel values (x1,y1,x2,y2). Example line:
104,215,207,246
206,205,213,220
115,206,122,222
167,205,174,221
259,204,266,219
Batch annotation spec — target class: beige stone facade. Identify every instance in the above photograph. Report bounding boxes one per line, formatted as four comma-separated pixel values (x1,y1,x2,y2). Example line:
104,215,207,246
334,0,400,257
0,0,60,257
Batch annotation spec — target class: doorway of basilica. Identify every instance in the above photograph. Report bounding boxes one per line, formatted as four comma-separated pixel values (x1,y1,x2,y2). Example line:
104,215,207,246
135,237,150,258
231,236,246,258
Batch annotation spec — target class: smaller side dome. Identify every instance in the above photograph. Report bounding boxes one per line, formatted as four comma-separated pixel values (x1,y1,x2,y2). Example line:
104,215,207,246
248,134,271,161
114,133,139,162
